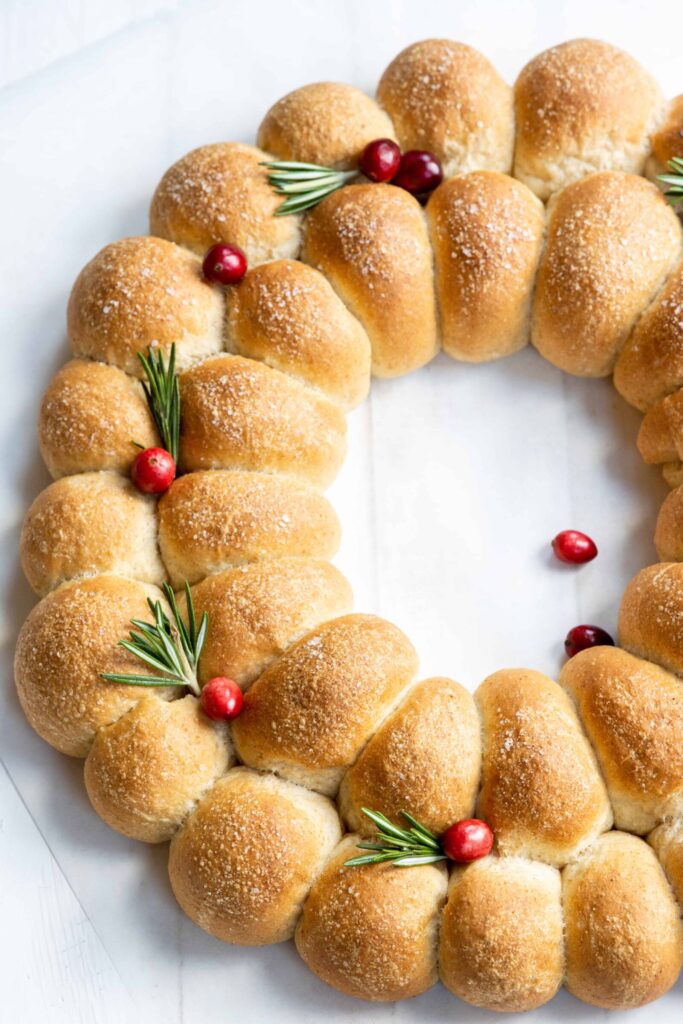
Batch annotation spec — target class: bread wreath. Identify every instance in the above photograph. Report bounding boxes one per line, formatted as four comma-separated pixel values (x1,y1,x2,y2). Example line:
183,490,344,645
15,36,683,1012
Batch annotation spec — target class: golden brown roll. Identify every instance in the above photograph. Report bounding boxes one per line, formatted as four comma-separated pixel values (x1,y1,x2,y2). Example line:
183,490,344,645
257,82,395,169
339,677,480,836
68,237,223,376
426,172,544,362
189,558,353,688
563,831,683,1009
303,183,438,377
14,575,175,757
178,355,346,488
38,359,158,479
225,259,371,409
619,562,683,676
532,172,681,376
84,695,232,843
295,834,446,1001
21,472,165,596
561,646,683,832
646,94,683,182
376,39,514,177
232,614,418,795
655,485,683,561
439,856,564,1012
168,767,340,945
615,261,683,411
637,388,683,466
157,469,340,587
650,817,683,906
664,461,683,489
150,142,301,264
514,39,663,199
476,668,612,866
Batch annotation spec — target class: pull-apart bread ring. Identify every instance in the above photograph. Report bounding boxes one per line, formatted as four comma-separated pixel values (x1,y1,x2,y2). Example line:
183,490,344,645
513,38,664,199
376,39,514,178
68,236,224,376
16,33,683,1017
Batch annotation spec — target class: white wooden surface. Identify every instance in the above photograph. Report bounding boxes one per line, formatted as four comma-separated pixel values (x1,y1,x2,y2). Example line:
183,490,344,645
0,1,681,1021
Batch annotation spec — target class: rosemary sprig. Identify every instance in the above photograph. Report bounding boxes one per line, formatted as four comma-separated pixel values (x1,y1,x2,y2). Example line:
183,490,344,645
345,807,447,868
100,582,207,696
138,343,180,462
659,156,683,208
262,160,358,216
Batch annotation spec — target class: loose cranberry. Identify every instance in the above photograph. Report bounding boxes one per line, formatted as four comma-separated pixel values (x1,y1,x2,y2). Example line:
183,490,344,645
131,447,176,494
552,530,598,564
202,243,247,285
359,138,401,183
392,150,443,196
200,677,243,720
564,625,615,659
442,818,494,863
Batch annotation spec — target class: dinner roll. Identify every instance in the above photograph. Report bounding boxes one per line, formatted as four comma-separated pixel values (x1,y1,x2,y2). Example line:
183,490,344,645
615,261,683,411
38,359,158,479
258,82,395,169
189,558,353,688
619,562,683,676
533,172,681,377
339,677,481,836
157,470,340,587
150,143,301,264
168,767,340,945
476,668,612,866
426,172,544,361
561,646,683,832
650,817,683,906
563,831,683,1009
439,856,563,1012
514,39,663,200
232,614,418,795
655,485,683,561
377,39,514,178
637,388,683,465
664,462,683,489
225,259,371,409
14,576,174,757
647,94,683,182
303,184,438,377
178,355,346,488
84,696,232,843
21,472,164,596
296,834,446,1001
68,237,223,376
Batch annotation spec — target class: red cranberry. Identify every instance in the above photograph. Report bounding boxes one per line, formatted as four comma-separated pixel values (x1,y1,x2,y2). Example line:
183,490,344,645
552,530,598,564
131,447,175,494
442,818,494,863
200,677,243,720
564,625,615,659
359,138,401,183
392,150,443,196
202,243,247,285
